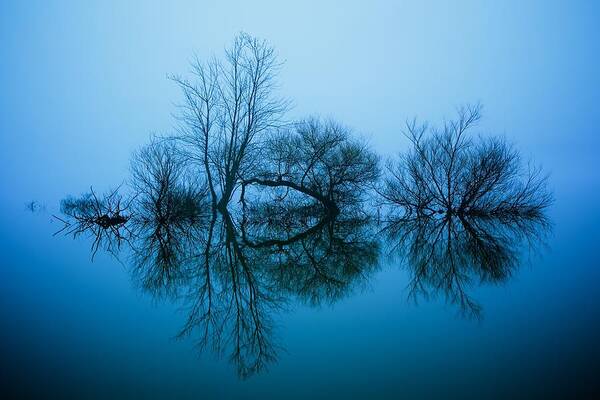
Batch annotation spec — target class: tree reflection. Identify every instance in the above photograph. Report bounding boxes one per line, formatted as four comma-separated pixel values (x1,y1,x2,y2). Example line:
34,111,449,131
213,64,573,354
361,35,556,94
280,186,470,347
162,201,378,377
382,212,550,317
241,201,379,306
175,210,282,378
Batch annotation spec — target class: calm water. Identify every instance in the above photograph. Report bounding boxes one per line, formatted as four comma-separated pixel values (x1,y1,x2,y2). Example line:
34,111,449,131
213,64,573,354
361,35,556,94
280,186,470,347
2,2,600,399
3,174,600,398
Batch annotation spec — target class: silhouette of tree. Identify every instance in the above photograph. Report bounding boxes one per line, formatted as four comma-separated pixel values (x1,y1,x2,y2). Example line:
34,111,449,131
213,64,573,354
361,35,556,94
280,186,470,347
54,187,133,259
379,104,552,219
171,33,289,210
241,118,380,213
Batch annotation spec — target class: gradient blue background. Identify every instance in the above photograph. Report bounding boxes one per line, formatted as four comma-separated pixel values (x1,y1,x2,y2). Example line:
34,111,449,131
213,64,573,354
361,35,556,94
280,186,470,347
1,1,599,398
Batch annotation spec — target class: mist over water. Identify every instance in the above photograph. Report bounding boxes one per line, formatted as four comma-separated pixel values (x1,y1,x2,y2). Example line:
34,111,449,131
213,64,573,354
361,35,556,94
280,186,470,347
1,1,599,399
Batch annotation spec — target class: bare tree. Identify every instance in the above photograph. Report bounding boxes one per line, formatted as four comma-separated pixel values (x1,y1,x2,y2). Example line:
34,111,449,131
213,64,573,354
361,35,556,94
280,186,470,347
129,140,208,226
241,118,380,212
379,104,552,219
172,33,289,210
54,187,133,259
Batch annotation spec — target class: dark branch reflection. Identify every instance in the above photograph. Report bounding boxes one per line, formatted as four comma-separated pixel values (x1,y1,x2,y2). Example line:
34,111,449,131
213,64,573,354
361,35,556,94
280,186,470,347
381,212,550,318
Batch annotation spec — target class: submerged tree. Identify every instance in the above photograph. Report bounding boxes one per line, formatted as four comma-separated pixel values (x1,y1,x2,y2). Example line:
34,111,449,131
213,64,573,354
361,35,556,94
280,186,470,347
379,104,552,219
54,187,133,259
379,105,552,317
241,118,380,213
